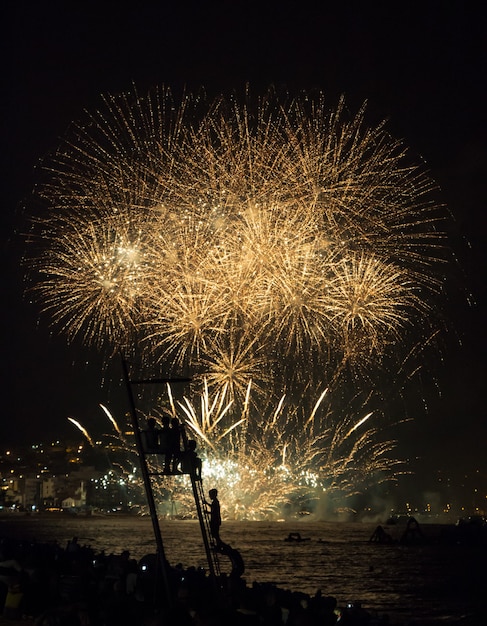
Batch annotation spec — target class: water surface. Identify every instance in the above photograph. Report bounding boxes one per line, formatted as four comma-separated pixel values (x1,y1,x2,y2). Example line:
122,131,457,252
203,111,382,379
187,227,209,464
1,515,484,624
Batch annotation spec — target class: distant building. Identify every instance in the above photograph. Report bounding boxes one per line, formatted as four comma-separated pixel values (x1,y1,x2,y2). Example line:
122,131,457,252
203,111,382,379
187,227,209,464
23,477,41,509
61,496,77,509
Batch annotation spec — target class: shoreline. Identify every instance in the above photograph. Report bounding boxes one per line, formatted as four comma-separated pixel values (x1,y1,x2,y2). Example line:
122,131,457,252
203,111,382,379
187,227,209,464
0,532,394,625
1,517,486,624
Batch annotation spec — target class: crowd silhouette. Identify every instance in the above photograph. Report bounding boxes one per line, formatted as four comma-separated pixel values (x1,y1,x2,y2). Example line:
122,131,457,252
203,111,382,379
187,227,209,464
0,533,384,625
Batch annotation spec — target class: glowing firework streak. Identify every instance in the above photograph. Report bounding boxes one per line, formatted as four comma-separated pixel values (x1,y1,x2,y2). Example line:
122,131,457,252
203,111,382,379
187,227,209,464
68,417,94,446
304,388,329,428
178,380,245,449
99,403,122,436
347,412,373,437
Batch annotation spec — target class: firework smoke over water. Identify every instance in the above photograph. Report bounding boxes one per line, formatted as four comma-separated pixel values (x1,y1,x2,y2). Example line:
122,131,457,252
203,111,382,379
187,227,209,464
27,86,451,509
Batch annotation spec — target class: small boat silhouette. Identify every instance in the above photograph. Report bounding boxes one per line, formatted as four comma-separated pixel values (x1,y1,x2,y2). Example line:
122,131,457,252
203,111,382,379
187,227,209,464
284,532,311,542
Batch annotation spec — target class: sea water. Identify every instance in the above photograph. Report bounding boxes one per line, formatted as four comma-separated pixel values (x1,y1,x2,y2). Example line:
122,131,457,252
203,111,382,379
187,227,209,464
0,515,485,624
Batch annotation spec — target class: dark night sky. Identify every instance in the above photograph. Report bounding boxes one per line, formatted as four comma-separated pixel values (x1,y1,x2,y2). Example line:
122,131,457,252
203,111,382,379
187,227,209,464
2,3,486,492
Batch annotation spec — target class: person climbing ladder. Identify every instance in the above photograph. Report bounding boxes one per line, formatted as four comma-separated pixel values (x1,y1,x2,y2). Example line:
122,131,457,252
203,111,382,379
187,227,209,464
204,488,222,548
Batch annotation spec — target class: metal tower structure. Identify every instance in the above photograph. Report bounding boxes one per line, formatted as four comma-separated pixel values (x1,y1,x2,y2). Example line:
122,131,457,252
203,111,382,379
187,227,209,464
120,357,221,607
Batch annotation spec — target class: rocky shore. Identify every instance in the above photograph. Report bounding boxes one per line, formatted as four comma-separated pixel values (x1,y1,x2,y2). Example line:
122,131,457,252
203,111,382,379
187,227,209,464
0,533,393,625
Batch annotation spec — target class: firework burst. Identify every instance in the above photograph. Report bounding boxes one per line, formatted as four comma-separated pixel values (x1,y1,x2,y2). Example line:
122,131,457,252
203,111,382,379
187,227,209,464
74,386,404,520
26,87,446,368
27,86,451,503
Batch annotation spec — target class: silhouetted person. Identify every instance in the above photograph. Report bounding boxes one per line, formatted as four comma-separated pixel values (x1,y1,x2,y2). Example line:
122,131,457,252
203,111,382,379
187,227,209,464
159,415,171,471
141,418,161,453
168,417,182,473
180,439,202,480
205,488,222,547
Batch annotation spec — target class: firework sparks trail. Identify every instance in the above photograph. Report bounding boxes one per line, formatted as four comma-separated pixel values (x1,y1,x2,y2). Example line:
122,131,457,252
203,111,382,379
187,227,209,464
68,417,95,446
72,384,405,519
27,86,451,508
99,403,123,436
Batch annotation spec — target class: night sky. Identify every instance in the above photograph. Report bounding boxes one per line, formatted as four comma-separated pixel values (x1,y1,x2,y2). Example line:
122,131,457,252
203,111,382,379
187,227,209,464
2,3,486,495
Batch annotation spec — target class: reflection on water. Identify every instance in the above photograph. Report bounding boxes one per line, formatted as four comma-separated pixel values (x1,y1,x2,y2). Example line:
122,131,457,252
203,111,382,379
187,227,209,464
0,515,484,623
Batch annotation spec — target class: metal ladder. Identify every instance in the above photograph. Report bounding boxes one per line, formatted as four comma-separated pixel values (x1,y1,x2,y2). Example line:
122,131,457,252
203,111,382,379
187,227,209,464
180,425,222,578
120,357,221,605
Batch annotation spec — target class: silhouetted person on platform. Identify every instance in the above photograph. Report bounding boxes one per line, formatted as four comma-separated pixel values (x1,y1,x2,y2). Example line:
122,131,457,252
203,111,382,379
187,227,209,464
180,439,202,480
168,417,182,473
141,418,161,454
159,415,171,472
205,488,222,548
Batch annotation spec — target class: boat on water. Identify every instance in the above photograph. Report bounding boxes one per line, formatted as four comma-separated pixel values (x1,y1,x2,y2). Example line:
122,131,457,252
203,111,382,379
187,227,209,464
284,532,311,542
